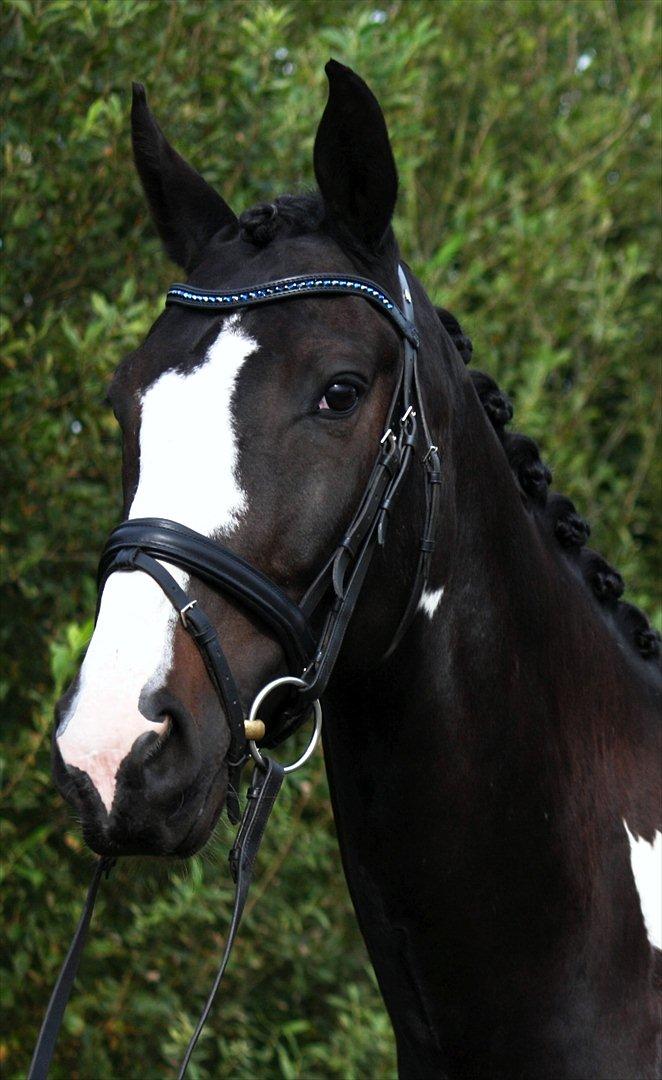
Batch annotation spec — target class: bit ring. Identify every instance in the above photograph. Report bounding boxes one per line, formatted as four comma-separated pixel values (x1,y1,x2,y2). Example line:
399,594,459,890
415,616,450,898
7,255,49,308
247,675,322,774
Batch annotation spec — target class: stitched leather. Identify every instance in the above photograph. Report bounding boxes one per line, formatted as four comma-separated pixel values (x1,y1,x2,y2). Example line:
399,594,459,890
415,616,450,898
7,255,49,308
100,519,316,671
27,858,116,1080
166,273,420,347
177,757,285,1077
100,547,246,788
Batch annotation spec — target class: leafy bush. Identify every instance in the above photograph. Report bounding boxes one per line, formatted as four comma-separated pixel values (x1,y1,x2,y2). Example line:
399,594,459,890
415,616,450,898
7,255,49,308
1,0,659,1076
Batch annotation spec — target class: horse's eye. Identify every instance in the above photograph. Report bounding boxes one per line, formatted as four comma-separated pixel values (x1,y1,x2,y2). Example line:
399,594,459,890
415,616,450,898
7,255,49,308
318,382,360,414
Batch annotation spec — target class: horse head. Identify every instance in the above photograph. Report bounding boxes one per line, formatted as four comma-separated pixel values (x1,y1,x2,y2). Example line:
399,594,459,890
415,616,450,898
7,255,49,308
52,62,458,857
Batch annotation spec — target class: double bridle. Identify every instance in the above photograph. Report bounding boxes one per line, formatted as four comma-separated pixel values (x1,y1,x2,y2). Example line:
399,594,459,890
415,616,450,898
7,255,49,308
29,265,441,1078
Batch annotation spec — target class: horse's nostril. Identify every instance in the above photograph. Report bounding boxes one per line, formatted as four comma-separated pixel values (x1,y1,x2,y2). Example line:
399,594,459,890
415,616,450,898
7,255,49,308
133,716,173,766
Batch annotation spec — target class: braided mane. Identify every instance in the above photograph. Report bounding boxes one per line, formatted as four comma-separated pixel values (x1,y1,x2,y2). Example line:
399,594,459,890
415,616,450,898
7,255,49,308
438,308,661,673
239,194,325,245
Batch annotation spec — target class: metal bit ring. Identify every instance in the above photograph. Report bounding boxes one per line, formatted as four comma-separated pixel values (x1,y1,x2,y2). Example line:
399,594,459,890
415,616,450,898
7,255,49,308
247,675,322,774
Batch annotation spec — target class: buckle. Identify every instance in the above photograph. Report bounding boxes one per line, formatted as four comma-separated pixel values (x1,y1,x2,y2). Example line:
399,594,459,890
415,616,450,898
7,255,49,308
380,428,397,458
423,444,439,464
179,600,197,627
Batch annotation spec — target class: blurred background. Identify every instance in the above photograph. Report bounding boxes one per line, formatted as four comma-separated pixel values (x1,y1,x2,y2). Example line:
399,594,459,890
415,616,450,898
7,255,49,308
1,0,660,1076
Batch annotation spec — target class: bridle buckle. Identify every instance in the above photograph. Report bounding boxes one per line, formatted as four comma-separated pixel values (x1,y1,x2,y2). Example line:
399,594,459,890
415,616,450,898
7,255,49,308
179,599,197,627
380,428,397,460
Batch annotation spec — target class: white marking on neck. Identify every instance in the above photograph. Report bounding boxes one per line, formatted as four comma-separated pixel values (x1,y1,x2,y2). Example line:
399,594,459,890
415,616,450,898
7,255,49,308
623,820,662,949
57,315,257,812
418,586,444,619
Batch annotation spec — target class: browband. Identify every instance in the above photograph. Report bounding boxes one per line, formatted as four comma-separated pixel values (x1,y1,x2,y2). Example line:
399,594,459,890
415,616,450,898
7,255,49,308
166,273,420,348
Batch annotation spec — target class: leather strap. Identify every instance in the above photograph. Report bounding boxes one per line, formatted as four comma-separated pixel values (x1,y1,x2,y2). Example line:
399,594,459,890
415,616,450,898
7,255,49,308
297,266,441,696
166,274,420,348
100,519,316,672
101,547,246,819
29,762,283,1080
177,757,284,1077
27,858,116,1080
381,269,442,658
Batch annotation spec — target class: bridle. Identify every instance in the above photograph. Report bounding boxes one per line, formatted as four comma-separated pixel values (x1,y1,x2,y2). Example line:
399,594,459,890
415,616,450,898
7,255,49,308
29,265,442,1078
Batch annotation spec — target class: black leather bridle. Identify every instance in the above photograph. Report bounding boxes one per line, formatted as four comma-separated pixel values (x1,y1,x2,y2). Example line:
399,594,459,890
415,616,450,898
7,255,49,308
29,266,441,1078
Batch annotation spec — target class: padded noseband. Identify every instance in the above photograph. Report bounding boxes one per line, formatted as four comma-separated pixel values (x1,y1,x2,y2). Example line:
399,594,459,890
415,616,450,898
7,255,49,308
100,518,316,671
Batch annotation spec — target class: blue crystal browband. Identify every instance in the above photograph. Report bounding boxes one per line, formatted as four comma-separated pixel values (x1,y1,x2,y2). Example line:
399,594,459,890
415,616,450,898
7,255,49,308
165,273,419,347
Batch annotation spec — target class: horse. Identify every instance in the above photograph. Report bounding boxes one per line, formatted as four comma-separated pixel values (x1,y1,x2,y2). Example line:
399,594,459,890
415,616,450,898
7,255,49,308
48,60,660,1077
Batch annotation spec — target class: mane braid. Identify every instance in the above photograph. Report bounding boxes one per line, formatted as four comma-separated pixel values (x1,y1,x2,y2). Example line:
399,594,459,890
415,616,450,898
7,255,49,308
438,311,660,672
239,192,325,246
502,432,552,506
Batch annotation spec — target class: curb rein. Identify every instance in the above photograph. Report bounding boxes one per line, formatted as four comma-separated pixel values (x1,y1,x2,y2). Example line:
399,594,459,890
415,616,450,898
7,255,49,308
29,267,441,1078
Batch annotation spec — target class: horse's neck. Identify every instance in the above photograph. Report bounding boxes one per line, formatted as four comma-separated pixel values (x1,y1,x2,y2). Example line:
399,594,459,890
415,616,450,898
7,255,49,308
323,394,657,1074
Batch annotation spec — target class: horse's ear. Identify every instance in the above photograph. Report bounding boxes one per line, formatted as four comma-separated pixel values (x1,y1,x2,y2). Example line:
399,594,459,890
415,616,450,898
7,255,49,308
313,60,398,251
131,83,237,270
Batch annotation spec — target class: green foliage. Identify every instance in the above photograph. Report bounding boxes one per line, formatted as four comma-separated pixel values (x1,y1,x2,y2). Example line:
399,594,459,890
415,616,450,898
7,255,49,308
1,0,659,1076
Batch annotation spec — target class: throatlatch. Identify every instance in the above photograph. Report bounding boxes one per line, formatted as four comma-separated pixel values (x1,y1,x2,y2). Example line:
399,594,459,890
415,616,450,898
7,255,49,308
30,265,442,1078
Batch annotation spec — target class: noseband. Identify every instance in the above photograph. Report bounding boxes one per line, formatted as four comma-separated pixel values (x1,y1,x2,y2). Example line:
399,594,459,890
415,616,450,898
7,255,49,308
30,266,441,1078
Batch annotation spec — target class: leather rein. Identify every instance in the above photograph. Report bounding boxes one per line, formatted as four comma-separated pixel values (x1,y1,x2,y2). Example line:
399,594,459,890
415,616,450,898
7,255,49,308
29,266,441,1078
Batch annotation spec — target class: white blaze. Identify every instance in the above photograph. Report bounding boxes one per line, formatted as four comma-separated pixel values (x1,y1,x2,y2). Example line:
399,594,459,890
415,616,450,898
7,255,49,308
623,820,662,950
57,316,256,812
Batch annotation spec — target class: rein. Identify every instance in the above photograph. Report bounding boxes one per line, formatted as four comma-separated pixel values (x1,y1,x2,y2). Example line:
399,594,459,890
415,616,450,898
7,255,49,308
29,266,441,1078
